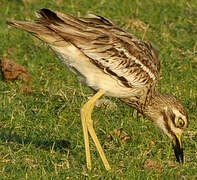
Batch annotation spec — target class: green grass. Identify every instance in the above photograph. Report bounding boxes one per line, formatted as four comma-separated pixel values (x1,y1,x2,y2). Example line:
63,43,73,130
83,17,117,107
1,0,197,179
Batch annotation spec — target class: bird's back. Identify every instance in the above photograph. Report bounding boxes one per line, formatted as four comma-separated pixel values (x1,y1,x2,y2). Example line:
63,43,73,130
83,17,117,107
8,9,161,109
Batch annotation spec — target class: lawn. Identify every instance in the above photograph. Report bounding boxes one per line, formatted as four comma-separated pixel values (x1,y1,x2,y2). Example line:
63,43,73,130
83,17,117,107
0,0,197,179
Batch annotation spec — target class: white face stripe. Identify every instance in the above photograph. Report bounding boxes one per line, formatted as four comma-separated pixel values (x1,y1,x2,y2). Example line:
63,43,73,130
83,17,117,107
154,106,187,140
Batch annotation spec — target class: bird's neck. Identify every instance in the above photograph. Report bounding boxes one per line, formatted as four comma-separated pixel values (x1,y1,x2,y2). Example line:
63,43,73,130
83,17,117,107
143,92,167,122
121,87,159,114
121,90,166,122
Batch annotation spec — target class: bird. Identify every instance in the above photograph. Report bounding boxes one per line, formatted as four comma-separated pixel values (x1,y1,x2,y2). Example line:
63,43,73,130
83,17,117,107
8,8,189,171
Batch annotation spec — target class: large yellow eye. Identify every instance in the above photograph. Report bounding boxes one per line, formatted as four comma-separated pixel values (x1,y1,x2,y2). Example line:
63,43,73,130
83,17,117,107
177,118,185,128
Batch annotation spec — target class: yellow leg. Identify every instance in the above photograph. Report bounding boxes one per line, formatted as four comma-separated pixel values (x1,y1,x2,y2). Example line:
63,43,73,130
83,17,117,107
81,108,91,170
80,89,111,171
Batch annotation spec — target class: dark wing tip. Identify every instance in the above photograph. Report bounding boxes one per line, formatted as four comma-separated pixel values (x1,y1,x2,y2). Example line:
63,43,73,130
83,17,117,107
7,20,12,25
38,8,64,24
39,8,55,17
7,20,15,26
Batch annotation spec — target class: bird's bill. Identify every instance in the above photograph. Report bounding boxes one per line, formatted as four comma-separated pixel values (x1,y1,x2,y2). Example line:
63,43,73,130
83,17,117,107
173,134,184,163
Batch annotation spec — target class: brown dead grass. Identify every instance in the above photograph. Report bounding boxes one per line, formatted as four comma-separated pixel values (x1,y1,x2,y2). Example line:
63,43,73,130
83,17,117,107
21,86,32,94
127,18,150,32
143,159,162,171
108,128,131,143
193,57,197,63
22,0,38,4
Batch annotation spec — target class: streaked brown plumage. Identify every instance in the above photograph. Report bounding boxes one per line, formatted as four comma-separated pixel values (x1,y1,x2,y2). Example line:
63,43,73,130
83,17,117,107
8,9,188,170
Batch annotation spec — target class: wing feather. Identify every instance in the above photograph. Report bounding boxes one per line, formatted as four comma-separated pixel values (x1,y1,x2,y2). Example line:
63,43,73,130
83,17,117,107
10,9,160,89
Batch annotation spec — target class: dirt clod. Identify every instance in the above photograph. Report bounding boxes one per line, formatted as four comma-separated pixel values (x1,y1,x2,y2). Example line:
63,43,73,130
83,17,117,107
0,58,32,82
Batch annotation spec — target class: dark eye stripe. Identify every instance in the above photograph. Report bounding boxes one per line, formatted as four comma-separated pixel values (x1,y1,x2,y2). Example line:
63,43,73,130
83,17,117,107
161,111,174,136
170,112,176,127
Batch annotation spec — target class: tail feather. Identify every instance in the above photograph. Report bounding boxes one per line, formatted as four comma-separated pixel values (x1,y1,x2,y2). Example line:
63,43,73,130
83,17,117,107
7,8,114,46
37,9,91,34
37,9,114,28
7,20,50,34
36,9,104,42
7,20,65,46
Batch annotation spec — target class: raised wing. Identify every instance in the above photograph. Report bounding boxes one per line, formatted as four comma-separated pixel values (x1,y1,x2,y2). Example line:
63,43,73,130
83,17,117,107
39,9,160,88
9,9,161,89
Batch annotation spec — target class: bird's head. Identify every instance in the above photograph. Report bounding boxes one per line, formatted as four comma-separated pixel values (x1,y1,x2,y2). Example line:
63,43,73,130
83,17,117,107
145,94,188,163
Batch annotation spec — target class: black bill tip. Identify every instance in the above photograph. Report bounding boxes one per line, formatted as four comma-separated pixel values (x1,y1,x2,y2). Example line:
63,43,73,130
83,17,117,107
173,135,184,163
174,146,184,163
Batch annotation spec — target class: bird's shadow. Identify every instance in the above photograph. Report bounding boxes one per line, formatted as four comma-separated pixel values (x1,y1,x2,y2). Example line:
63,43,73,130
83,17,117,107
0,127,71,152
